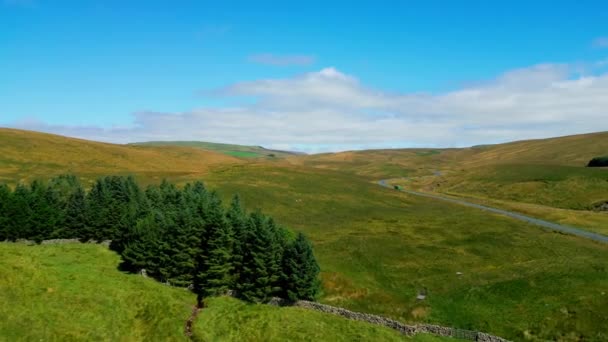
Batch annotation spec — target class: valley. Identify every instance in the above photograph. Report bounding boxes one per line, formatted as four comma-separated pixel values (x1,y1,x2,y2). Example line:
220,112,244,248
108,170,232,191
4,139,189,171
1,129,607,340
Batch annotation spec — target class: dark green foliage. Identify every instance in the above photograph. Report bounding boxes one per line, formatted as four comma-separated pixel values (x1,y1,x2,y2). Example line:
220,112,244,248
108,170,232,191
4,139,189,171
28,180,59,242
7,184,33,241
587,156,608,167
227,195,247,284
0,175,320,303
63,186,87,238
236,212,283,303
121,211,164,275
280,233,321,301
194,192,234,298
47,175,86,239
0,184,11,241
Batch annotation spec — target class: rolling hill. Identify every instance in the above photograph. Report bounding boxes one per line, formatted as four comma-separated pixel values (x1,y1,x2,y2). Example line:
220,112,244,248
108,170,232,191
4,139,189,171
290,131,608,179
0,128,241,185
130,140,302,159
1,128,608,340
0,242,440,341
292,131,608,234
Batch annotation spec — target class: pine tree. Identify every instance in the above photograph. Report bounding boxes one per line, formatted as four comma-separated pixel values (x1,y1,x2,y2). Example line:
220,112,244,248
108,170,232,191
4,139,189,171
86,175,147,244
29,180,60,242
110,176,150,252
63,186,87,238
46,175,84,238
0,184,12,241
7,184,32,240
280,232,321,301
85,178,112,241
262,217,289,298
227,194,247,284
236,211,282,303
121,211,164,275
194,192,234,300
160,182,206,286
0,175,321,304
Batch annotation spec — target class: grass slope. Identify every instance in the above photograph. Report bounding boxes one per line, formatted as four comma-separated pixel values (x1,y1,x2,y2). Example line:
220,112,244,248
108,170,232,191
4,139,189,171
437,164,608,210
458,131,608,168
0,243,194,341
0,243,432,341
131,141,300,159
294,131,608,234
194,296,453,342
201,164,608,341
3,129,608,340
291,131,608,179
0,128,240,185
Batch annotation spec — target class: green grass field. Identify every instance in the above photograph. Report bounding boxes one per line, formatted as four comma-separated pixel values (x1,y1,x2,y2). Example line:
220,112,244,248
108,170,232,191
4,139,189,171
0,243,194,341
439,164,608,210
200,164,608,341
0,242,450,342
3,128,608,340
194,296,455,342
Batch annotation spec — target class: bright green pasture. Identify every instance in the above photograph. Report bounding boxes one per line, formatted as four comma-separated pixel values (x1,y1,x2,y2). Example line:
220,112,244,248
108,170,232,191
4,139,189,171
201,164,608,341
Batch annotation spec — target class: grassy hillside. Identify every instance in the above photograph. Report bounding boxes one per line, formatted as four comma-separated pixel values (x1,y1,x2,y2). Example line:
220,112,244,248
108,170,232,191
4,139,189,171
458,131,608,168
436,164,608,210
131,140,300,159
288,148,457,179
0,128,240,185
2,129,608,340
291,131,608,179
294,132,608,233
195,296,454,342
201,164,608,341
0,243,194,341
0,242,442,341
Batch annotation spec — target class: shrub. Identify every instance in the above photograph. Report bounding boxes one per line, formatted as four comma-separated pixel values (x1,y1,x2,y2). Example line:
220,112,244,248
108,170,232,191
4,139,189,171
587,156,608,167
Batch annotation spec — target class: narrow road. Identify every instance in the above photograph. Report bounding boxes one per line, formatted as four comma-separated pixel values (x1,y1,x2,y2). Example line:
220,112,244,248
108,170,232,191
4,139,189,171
377,179,608,244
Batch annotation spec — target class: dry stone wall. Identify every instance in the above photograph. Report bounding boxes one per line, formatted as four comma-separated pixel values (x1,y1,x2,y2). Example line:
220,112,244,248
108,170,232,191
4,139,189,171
8,239,112,247
5,240,510,341
268,298,509,342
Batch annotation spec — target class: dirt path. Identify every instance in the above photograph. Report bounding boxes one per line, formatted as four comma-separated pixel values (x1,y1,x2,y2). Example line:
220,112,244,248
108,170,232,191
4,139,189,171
377,179,608,244
184,304,202,340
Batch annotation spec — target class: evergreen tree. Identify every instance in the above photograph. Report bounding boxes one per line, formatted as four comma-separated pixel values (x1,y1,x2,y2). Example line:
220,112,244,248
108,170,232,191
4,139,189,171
0,184,12,241
227,194,247,283
6,184,32,241
84,178,112,241
236,211,281,303
194,192,234,300
63,186,87,238
0,175,321,304
28,180,59,242
47,175,84,238
280,232,321,301
160,182,207,286
86,176,147,244
110,176,150,252
121,210,164,275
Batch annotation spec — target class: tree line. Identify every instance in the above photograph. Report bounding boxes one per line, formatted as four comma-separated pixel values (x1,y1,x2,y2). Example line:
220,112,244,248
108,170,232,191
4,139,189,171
587,156,608,167
0,175,320,303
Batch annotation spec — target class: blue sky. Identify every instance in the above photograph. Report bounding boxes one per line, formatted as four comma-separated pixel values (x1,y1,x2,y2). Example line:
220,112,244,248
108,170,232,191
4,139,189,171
2,0,608,152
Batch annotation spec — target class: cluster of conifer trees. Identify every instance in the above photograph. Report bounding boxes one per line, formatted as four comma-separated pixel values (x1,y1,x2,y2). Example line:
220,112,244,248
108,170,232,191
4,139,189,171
587,156,608,167
0,175,320,303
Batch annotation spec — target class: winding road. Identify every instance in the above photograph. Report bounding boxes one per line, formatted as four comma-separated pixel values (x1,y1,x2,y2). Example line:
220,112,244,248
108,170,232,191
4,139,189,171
377,179,608,244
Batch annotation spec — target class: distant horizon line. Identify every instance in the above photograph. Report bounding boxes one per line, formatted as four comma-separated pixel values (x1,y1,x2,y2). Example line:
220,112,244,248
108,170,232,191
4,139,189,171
1,126,607,156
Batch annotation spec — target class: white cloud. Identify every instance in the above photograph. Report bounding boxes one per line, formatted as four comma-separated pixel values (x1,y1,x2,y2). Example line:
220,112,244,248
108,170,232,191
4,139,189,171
248,53,316,66
7,61,608,153
592,37,608,48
